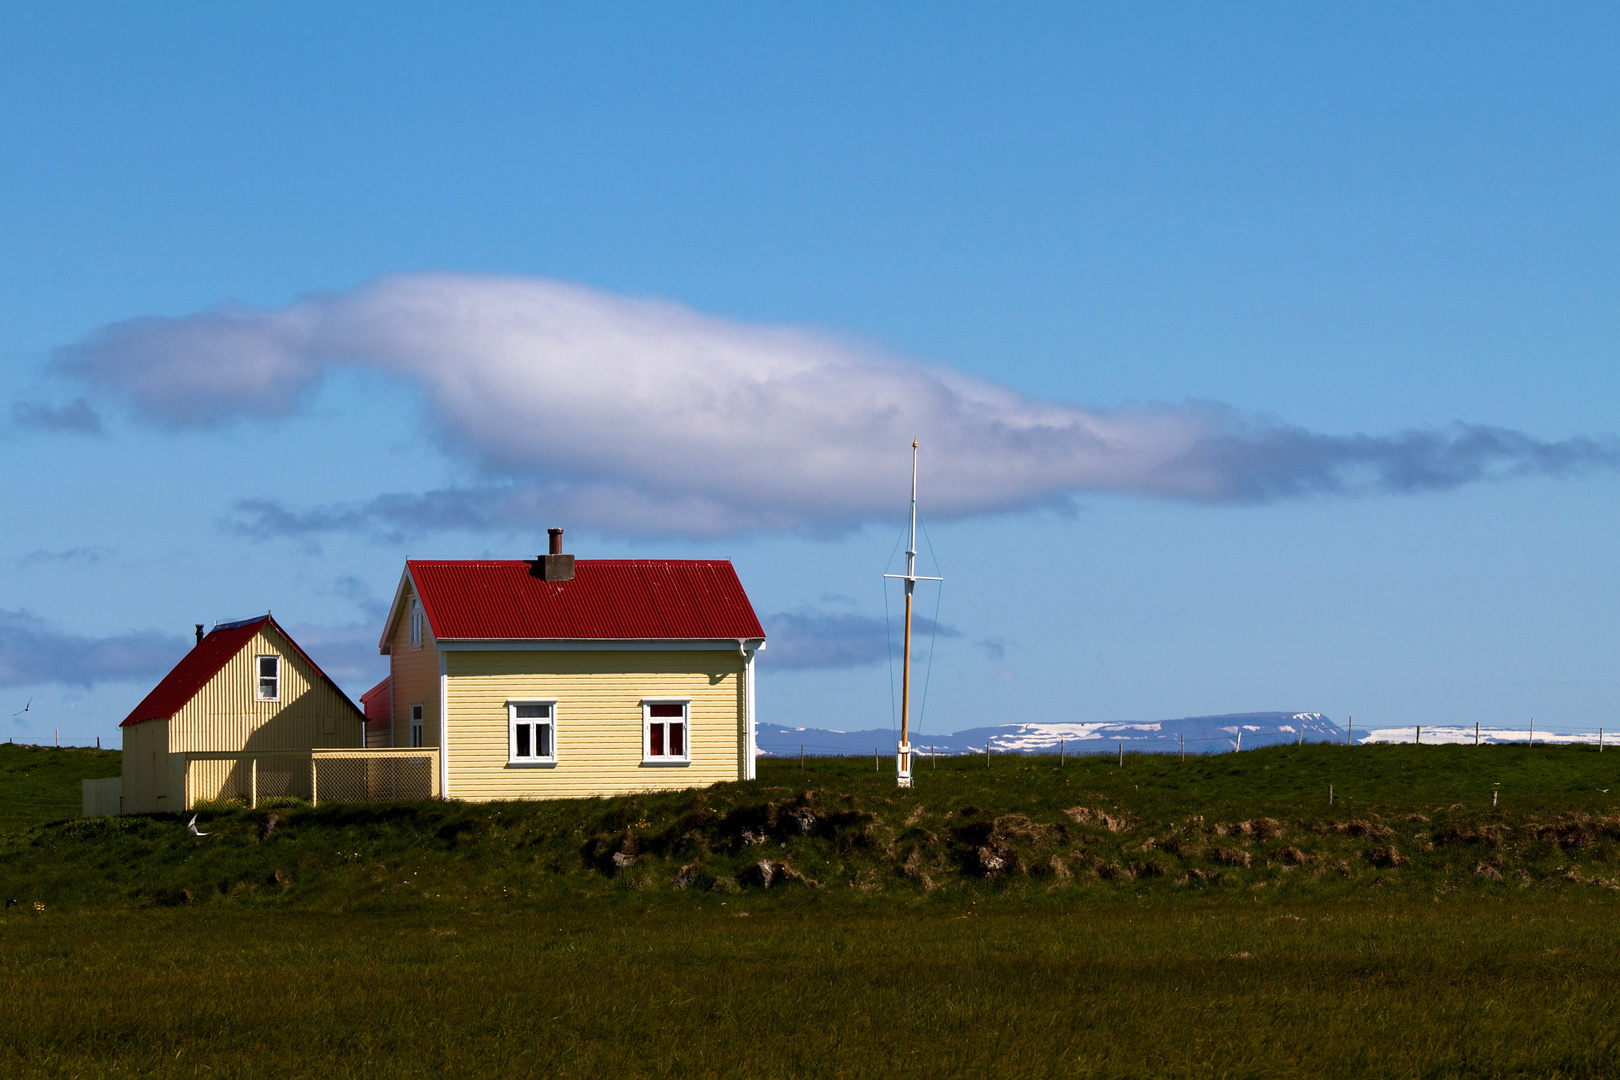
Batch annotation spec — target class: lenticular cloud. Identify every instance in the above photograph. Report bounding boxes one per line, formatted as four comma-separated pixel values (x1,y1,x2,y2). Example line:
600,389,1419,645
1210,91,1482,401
58,273,1620,538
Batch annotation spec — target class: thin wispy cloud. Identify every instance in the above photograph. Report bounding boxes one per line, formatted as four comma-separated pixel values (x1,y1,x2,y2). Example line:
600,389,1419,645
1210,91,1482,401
0,608,384,697
761,609,959,671
59,273,1620,539
285,619,388,693
19,546,115,567
0,610,186,688
11,397,103,435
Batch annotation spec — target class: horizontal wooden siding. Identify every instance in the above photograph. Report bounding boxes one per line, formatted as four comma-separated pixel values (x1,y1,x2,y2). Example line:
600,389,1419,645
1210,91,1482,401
444,649,746,801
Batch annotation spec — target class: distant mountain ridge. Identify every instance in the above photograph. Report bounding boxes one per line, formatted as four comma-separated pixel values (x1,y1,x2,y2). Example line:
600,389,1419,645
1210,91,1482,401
758,712,1342,757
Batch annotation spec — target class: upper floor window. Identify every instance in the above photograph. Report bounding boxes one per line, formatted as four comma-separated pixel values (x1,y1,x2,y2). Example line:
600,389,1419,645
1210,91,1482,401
256,655,280,701
409,600,423,647
643,700,689,765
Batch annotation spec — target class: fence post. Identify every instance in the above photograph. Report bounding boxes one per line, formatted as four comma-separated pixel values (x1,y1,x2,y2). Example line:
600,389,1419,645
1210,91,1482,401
1329,784,1333,805
1602,728,1605,753
1529,717,1535,746
801,744,805,769
1347,715,1352,746
1118,741,1123,767
1416,725,1421,745
875,747,879,772
1475,721,1480,747
250,757,258,810
1060,737,1065,765
1236,730,1242,753
310,757,318,808
986,741,990,767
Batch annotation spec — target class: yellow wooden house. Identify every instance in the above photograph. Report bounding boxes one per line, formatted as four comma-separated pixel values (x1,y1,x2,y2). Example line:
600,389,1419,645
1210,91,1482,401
114,614,365,814
374,533,766,801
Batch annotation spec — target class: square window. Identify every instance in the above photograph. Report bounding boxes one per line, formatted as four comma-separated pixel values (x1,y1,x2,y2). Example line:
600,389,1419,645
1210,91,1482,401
508,701,556,766
643,700,690,765
256,655,280,701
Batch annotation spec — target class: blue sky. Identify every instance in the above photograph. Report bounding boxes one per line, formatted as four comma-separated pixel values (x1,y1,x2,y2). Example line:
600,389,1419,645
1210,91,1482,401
3,3,1618,746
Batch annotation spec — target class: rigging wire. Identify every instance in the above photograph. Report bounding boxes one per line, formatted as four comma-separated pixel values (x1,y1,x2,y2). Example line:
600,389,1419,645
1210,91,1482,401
915,520,945,737
883,575,897,736
881,521,907,737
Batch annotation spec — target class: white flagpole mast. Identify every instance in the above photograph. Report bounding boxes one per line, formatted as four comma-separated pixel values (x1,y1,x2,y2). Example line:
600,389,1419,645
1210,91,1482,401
885,439,942,789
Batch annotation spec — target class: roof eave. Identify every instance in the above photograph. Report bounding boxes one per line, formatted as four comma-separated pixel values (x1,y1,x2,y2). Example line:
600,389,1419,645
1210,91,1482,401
377,566,419,656
434,636,767,651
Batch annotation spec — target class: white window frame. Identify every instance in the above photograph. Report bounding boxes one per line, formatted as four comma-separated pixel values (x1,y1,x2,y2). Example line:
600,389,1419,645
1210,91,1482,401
642,698,691,766
409,702,424,749
409,600,423,648
507,699,558,767
256,655,280,702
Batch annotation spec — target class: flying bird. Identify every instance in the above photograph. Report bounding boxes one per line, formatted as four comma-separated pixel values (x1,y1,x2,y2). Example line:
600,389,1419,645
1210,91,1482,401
186,815,210,837
12,697,29,716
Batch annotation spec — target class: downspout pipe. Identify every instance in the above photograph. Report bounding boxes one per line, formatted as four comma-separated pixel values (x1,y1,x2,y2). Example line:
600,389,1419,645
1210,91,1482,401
740,639,760,781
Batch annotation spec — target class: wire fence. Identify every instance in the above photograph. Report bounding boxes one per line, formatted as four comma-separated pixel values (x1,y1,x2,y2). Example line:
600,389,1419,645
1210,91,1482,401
763,723,1619,762
179,749,440,809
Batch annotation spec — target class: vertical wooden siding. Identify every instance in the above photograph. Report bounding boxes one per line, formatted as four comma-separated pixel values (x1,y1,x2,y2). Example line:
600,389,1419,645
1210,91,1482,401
119,718,169,814
122,624,363,811
82,777,122,817
388,581,441,749
169,625,363,754
443,649,746,801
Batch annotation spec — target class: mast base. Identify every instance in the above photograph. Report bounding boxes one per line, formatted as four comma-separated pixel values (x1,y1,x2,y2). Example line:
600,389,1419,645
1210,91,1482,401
896,742,913,789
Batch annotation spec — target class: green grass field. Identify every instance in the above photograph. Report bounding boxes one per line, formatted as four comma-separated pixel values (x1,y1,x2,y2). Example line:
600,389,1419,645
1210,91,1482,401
0,741,118,831
4,741,1620,1077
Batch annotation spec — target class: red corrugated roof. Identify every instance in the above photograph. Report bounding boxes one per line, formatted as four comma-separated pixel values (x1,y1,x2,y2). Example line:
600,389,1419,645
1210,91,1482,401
407,560,766,642
120,615,362,727
360,676,390,723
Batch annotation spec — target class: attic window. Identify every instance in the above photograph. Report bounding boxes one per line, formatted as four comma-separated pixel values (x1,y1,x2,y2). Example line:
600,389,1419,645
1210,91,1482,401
643,700,689,765
256,656,280,701
409,600,423,647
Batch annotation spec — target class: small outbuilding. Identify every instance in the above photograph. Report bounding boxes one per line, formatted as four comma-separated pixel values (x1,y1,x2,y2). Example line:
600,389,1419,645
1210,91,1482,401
373,531,766,801
114,614,365,814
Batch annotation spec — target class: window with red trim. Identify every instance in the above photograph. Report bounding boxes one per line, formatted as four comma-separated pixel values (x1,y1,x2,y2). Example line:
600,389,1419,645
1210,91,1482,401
644,701,689,763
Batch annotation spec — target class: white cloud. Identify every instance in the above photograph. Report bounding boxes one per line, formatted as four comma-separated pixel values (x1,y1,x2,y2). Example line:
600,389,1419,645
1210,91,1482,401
59,273,1620,538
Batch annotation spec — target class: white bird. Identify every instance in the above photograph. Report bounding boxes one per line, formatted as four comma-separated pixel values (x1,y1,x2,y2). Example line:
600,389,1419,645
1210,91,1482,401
186,815,210,837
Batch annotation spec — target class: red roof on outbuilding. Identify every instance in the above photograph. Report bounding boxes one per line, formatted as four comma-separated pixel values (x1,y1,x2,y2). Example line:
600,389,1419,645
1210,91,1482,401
360,676,390,723
120,615,361,727
405,560,766,642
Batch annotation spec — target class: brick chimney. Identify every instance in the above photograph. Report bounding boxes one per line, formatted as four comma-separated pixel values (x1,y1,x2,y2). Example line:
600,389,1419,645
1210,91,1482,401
532,527,575,582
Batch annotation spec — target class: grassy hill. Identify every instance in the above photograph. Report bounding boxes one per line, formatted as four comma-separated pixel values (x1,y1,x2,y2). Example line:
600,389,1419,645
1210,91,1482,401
5,742,1620,1077
5,740,1620,909
0,742,119,832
